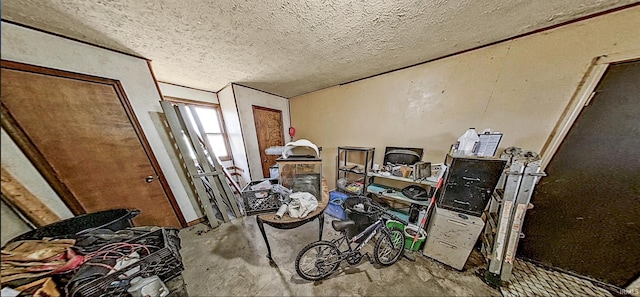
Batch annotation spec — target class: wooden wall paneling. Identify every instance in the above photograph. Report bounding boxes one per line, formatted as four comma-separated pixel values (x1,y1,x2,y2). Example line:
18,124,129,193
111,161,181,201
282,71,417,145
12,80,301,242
1,167,61,227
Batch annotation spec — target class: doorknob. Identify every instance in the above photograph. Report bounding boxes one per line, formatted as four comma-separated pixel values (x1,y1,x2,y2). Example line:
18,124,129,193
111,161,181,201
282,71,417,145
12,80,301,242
145,176,154,183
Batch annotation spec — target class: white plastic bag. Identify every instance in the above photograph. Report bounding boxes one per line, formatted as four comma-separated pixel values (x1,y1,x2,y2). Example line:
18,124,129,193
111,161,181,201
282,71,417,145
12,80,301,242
251,179,273,191
287,192,318,218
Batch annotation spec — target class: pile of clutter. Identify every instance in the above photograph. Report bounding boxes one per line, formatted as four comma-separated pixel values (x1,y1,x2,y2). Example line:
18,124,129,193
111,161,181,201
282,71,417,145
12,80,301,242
1,225,182,297
336,177,364,194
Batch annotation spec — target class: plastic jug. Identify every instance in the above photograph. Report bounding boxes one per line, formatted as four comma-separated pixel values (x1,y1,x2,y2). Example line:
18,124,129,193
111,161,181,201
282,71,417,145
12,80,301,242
127,275,169,297
457,128,479,156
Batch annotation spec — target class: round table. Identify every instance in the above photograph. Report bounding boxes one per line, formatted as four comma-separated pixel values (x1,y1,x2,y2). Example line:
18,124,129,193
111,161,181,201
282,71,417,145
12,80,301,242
256,178,329,265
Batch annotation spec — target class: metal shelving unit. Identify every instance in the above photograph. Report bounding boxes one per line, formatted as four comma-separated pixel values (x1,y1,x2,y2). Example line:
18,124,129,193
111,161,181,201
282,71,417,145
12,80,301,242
336,146,374,195
365,172,438,207
367,171,439,187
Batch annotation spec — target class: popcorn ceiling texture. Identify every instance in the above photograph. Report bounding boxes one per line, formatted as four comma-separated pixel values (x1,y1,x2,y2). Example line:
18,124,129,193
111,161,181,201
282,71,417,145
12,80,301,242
1,0,634,97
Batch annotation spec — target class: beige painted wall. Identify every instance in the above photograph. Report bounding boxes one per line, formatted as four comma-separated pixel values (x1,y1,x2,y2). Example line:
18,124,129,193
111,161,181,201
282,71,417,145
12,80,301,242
1,22,198,223
218,85,252,185
159,82,219,104
290,7,640,190
1,200,33,246
232,84,291,181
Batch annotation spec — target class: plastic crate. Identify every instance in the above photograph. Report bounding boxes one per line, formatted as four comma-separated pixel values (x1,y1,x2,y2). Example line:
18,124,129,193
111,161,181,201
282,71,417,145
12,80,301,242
344,196,380,242
241,179,282,215
7,209,139,244
69,228,184,297
165,275,188,297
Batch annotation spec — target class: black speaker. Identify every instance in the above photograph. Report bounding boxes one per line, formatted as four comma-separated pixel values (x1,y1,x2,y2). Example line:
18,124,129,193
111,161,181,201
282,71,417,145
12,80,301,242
437,154,506,216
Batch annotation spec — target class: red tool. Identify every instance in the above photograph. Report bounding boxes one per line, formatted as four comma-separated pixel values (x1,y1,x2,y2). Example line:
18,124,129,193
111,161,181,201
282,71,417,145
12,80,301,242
409,177,444,250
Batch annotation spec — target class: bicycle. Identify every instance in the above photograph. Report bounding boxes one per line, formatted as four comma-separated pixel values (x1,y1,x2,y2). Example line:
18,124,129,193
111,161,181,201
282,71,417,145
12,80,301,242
295,196,407,281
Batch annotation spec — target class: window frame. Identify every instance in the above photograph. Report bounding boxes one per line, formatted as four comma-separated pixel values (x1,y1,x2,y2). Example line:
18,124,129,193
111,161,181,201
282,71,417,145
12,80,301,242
163,96,233,162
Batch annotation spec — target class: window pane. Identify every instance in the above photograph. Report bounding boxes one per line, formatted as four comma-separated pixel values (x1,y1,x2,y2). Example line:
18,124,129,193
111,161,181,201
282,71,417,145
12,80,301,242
195,107,222,133
206,134,228,158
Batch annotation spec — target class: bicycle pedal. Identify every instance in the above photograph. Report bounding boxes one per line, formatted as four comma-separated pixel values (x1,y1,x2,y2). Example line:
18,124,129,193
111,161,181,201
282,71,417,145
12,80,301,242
365,253,374,264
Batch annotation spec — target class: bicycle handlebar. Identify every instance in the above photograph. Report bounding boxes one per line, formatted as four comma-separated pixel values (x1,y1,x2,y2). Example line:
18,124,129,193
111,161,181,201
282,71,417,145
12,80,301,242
354,200,409,226
380,209,408,226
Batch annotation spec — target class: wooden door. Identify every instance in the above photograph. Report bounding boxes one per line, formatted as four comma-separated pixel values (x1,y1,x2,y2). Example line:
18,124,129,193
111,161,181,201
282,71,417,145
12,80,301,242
1,61,184,228
252,106,285,178
520,60,640,287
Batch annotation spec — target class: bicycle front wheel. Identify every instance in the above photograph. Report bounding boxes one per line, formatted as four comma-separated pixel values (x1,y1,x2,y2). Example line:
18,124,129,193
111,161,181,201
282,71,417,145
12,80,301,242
374,227,405,266
295,241,341,281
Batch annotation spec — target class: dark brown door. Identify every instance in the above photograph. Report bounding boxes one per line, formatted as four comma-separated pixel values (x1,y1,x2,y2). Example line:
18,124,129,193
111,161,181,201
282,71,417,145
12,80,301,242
252,106,285,178
1,61,184,228
520,60,640,287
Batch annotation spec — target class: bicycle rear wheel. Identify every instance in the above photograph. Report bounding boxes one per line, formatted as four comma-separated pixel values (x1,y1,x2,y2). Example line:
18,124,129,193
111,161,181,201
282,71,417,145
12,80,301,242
295,241,341,281
374,227,405,266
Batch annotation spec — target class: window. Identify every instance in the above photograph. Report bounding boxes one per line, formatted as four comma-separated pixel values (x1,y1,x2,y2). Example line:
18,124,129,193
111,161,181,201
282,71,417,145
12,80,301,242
186,106,231,160
164,97,232,161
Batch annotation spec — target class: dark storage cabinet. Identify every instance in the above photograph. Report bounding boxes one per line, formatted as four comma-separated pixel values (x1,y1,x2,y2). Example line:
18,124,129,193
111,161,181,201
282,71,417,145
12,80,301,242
437,154,506,216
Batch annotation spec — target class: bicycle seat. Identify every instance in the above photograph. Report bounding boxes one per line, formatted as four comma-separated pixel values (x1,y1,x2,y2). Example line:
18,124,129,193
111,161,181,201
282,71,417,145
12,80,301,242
332,220,355,232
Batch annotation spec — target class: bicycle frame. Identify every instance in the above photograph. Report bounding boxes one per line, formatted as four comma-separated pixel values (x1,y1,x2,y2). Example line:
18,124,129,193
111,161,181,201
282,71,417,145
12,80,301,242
295,199,409,281
330,218,388,255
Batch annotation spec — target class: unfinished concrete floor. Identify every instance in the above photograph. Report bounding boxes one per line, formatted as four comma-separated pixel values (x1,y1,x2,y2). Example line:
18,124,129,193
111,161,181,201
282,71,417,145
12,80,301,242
178,214,500,296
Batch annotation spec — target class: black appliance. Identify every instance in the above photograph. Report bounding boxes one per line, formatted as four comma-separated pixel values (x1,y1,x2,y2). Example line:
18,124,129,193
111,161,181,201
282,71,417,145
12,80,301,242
401,185,429,201
383,146,423,165
437,154,506,216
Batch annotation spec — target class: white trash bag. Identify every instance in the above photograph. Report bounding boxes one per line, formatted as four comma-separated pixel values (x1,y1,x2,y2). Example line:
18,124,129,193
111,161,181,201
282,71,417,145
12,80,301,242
287,192,318,218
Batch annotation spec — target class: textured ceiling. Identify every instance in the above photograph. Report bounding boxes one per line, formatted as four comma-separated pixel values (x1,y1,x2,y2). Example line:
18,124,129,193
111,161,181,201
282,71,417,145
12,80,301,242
1,0,635,97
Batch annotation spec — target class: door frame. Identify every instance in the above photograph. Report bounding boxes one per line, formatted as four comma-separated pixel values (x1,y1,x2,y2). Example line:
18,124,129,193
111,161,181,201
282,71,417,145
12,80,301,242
252,105,285,178
1,60,187,227
540,49,640,170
